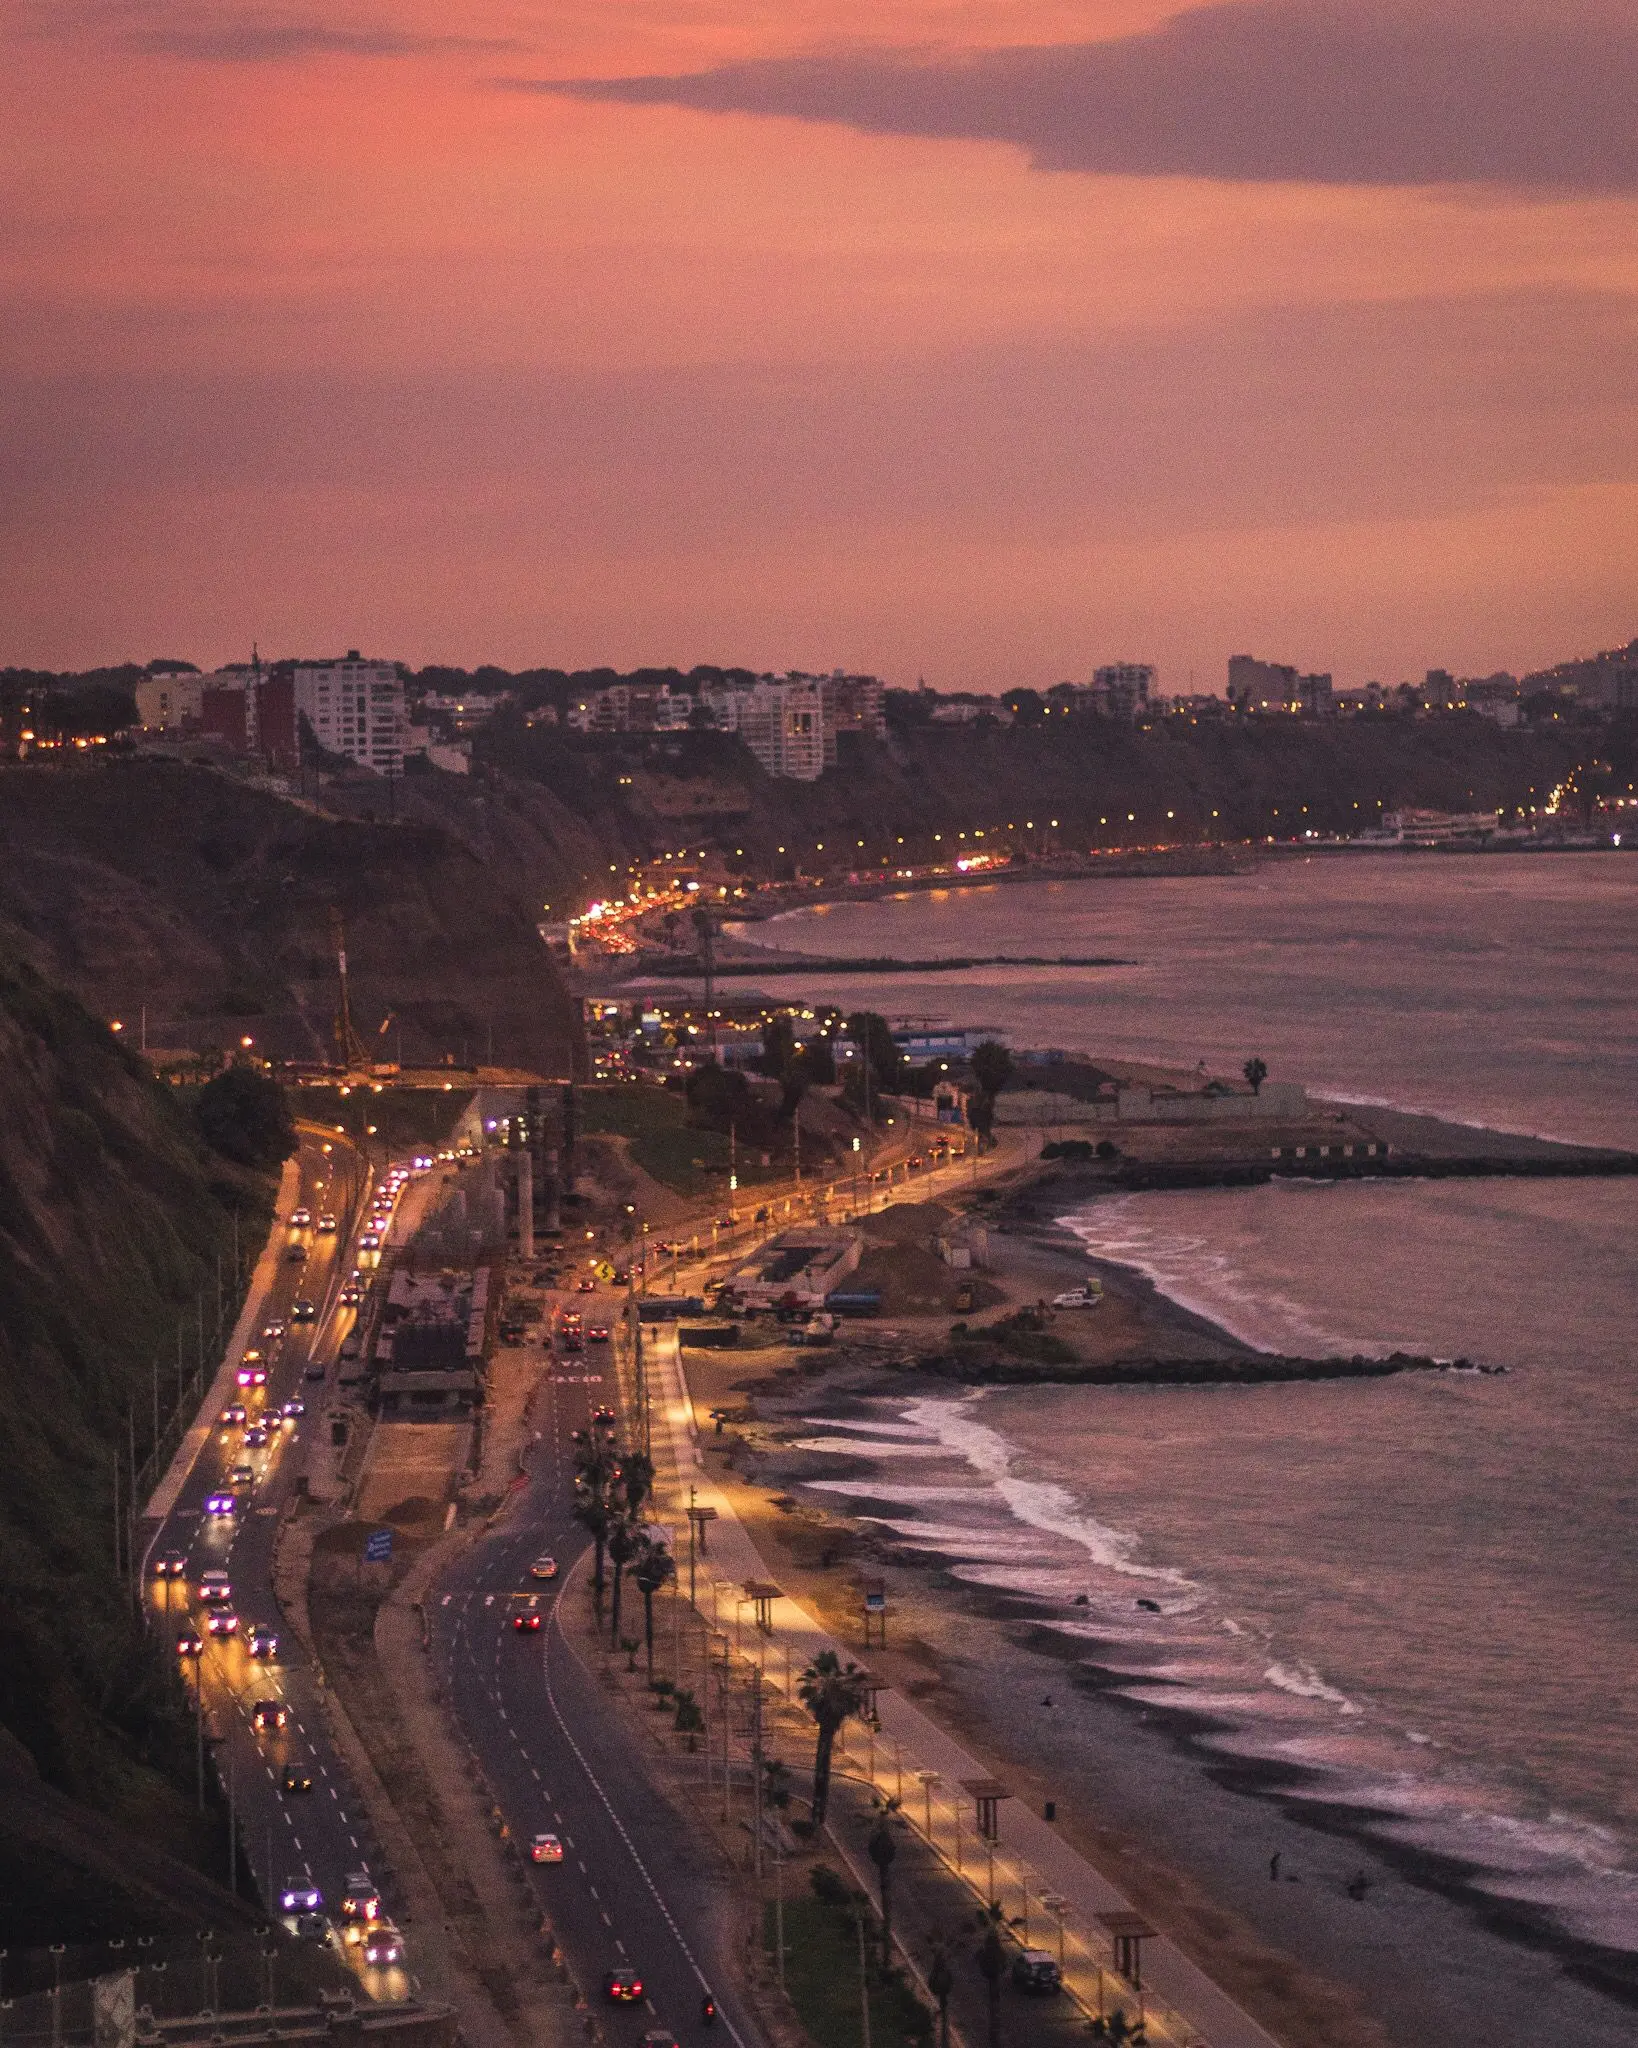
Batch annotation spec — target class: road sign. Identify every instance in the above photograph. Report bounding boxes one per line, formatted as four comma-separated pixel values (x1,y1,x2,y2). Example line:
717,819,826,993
365,1528,393,1564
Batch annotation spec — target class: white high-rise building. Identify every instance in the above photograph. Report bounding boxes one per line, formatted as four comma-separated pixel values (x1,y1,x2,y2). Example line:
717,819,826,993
293,652,405,775
738,678,825,781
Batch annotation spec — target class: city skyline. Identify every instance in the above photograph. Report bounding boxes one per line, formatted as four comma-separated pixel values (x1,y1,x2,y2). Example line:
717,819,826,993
4,0,1635,687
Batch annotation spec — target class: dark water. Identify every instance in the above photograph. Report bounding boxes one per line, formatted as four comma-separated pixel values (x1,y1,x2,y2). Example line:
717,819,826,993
753,854,1638,1956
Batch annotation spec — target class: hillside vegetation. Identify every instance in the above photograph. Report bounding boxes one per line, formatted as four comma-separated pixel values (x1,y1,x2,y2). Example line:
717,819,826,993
479,709,1591,874
0,758,580,1073
0,944,274,1938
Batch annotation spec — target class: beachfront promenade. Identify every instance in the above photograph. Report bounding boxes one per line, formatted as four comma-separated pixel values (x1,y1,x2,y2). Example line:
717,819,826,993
630,1207,1282,2048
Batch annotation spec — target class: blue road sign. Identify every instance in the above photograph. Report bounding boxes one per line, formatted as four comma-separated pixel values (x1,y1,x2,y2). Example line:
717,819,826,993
365,1528,394,1564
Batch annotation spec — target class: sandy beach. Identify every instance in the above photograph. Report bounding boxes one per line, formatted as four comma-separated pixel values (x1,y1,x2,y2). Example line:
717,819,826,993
675,1187,1638,2048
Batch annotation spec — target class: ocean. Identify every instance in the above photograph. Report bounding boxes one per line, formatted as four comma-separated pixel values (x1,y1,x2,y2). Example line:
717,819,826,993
741,853,1638,1965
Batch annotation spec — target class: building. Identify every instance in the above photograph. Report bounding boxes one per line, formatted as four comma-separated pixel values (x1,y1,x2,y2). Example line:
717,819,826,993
293,653,405,775
1091,662,1156,719
1227,655,1333,716
373,1267,489,1417
135,672,204,730
1380,807,1501,845
818,672,887,763
738,677,826,780
723,1228,862,1310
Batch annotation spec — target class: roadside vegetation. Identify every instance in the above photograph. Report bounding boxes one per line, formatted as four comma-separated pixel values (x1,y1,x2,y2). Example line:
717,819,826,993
764,1872,933,2048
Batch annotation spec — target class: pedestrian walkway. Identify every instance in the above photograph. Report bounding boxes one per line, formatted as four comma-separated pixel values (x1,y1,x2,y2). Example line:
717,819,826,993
637,1313,1280,2048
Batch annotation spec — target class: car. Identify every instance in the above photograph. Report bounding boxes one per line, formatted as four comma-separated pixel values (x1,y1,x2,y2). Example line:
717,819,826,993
1051,1285,1103,1310
153,1549,189,1579
1010,1949,1063,1994
248,1625,279,1659
294,1911,328,1943
587,1325,610,1344
362,1924,404,1968
243,1425,269,1449
576,1277,597,1293
281,1766,314,1795
513,1604,543,1633
284,1244,307,1263
529,1556,558,1581
602,1969,644,2003
199,1570,232,1603
529,1832,564,1863
560,1331,583,1354
176,1630,204,1657
262,1319,287,1339
304,1362,327,1381
639,2032,680,2048
230,1463,256,1488
592,1406,616,1428
251,1699,288,1731
281,1396,306,1419
220,1403,248,1428
339,1285,363,1307
291,1299,316,1321
204,1491,238,1518
340,1875,381,1923
358,1232,381,1252
280,1879,323,1913
236,1363,267,1387
207,1610,240,1637
316,1213,338,1233
288,1209,312,1229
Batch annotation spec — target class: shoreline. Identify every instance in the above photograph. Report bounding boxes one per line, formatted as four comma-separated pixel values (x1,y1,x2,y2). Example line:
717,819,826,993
680,1180,1638,2048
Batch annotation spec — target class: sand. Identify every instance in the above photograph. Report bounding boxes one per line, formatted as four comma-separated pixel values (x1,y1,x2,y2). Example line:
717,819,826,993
677,1203,1638,2048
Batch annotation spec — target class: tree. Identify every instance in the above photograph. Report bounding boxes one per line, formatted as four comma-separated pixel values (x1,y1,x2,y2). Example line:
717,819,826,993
194,1066,295,1172
798,1650,870,1828
759,1014,795,1078
620,1449,655,1519
845,1011,902,1100
631,1534,676,1676
608,1515,638,1647
573,1433,619,1610
927,1941,954,2048
967,1038,1013,1149
867,1799,900,1964
974,1901,1008,2048
1243,1055,1268,1096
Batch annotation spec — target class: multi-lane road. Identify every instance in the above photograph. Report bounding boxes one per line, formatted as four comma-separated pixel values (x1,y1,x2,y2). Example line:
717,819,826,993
145,1133,772,2043
142,1130,411,1995
429,1302,767,2048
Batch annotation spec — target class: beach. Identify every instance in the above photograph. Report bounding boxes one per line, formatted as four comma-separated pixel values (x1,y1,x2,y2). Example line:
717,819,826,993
678,1184,1638,2048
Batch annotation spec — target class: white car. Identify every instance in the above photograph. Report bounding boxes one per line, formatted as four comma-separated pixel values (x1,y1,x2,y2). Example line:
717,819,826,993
1052,1285,1103,1309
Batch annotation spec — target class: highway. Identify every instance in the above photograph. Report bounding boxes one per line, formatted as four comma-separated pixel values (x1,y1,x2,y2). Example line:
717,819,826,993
429,1297,768,2048
142,1129,413,1998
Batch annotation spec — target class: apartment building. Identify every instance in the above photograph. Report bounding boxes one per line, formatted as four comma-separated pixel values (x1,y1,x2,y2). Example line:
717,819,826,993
293,652,405,775
738,677,826,780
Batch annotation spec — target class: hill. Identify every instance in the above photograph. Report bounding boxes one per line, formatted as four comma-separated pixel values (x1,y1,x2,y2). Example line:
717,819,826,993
0,944,274,1938
0,757,581,1073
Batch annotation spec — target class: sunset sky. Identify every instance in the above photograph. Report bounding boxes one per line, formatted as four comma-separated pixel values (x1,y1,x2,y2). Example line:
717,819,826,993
3,0,1635,688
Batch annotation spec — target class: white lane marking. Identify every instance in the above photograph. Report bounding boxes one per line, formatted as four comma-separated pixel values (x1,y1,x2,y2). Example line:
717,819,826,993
542,1575,747,2045
484,1594,494,1608
442,1594,452,1606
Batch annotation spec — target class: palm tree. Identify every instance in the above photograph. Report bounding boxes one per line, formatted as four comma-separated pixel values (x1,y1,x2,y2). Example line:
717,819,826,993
608,1515,638,1646
926,1940,953,2048
619,1448,655,1518
632,1534,676,1676
974,1900,1007,2048
798,1650,869,1828
1243,1055,1268,1096
574,1434,618,1607
867,1798,900,1964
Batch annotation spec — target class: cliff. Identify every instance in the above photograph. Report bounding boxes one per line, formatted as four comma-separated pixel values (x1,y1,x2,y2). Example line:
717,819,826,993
0,943,271,1937
0,758,581,1073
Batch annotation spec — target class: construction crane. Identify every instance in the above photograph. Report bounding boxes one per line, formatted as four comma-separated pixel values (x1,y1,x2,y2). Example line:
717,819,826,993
330,908,370,1074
